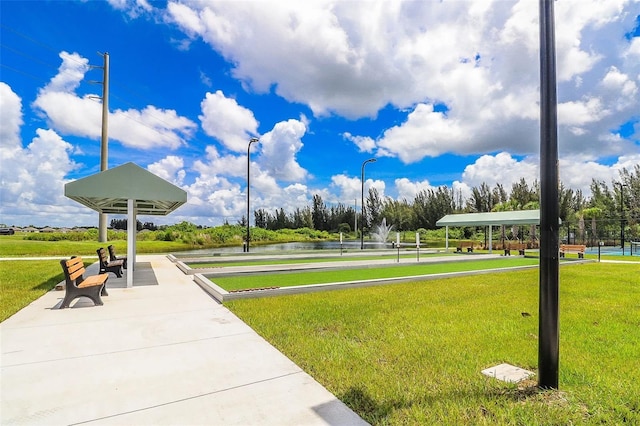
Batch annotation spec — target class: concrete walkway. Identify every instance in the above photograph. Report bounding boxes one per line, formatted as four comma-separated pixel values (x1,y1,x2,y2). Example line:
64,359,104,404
0,255,368,425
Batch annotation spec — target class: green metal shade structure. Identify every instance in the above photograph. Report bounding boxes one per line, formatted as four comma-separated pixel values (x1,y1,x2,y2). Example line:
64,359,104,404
436,210,554,253
65,162,187,216
65,162,187,287
436,210,541,227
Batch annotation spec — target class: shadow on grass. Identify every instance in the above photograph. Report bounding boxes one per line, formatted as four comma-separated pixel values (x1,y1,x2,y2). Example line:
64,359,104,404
33,273,64,291
489,378,572,406
339,386,399,422
340,379,572,423
339,385,491,423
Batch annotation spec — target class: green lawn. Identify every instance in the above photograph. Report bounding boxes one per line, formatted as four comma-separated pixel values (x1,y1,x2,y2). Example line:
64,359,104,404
0,236,192,257
210,258,540,291
0,259,93,322
226,262,640,425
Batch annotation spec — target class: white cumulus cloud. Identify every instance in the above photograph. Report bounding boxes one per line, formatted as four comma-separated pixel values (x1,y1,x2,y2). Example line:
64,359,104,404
147,155,186,186
33,51,196,151
258,119,308,182
199,90,259,152
0,83,23,151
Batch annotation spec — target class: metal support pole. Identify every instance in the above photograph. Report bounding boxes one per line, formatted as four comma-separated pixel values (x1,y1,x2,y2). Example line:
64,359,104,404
127,198,135,288
538,0,560,389
246,138,259,253
488,225,493,254
361,175,364,250
445,226,449,252
98,52,109,243
598,241,602,262
360,158,376,249
354,199,357,240
617,183,626,256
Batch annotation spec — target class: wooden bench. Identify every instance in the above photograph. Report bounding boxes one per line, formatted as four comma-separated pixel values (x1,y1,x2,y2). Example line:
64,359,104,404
59,256,109,308
97,247,124,277
108,245,127,269
504,242,527,256
559,244,586,258
456,241,475,253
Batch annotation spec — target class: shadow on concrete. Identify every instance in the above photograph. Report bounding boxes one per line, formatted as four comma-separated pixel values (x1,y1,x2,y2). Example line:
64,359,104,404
107,262,158,288
312,389,372,425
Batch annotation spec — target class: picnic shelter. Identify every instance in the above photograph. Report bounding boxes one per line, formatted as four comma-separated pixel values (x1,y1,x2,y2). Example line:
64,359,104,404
65,162,187,287
436,210,544,253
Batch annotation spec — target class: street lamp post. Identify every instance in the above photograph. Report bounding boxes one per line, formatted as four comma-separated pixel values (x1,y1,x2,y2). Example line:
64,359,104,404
538,0,560,389
246,137,259,253
360,158,376,250
616,183,628,255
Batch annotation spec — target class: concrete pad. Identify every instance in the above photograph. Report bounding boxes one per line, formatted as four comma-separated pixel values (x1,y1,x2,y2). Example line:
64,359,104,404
481,363,535,383
1,255,367,425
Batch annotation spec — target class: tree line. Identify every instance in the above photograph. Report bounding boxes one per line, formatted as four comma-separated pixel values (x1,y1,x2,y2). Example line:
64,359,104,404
248,165,640,242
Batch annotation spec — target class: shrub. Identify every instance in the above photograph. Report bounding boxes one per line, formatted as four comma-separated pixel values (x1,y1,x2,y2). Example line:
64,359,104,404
338,223,351,234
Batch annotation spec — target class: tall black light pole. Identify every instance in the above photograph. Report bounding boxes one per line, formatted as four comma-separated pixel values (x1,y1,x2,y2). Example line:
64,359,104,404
539,0,560,389
246,137,259,253
360,158,376,249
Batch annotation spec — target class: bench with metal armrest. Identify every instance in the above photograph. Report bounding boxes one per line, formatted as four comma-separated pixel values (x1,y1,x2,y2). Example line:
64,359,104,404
504,242,527,256
456,241,476,253
59,256,109,308
97,247,124,277
559,244,586,258
107,244,127,269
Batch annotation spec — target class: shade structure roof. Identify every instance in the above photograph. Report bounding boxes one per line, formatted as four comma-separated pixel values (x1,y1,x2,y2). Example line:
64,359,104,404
436,210,543,227
65,162,187,215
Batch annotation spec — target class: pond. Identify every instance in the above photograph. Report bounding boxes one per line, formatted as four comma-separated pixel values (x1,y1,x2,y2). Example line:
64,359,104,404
177,240,400,255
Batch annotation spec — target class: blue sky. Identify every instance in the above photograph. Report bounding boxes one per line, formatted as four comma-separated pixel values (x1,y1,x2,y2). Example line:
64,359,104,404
1,0,639,228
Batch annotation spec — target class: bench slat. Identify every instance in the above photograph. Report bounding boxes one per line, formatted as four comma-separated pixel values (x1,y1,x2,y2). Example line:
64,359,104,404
78,273,109,288
64,257,86,281
560,244,586,252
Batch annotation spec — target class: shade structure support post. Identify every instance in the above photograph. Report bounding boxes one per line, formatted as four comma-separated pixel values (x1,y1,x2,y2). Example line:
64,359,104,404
445,226,449,252
99,214,108,243
488,226,493,253
98,52,110,243
538,0,560,389
127,198,136,288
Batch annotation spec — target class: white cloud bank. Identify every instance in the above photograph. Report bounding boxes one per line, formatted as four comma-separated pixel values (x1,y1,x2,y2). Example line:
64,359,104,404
161,0,638,164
